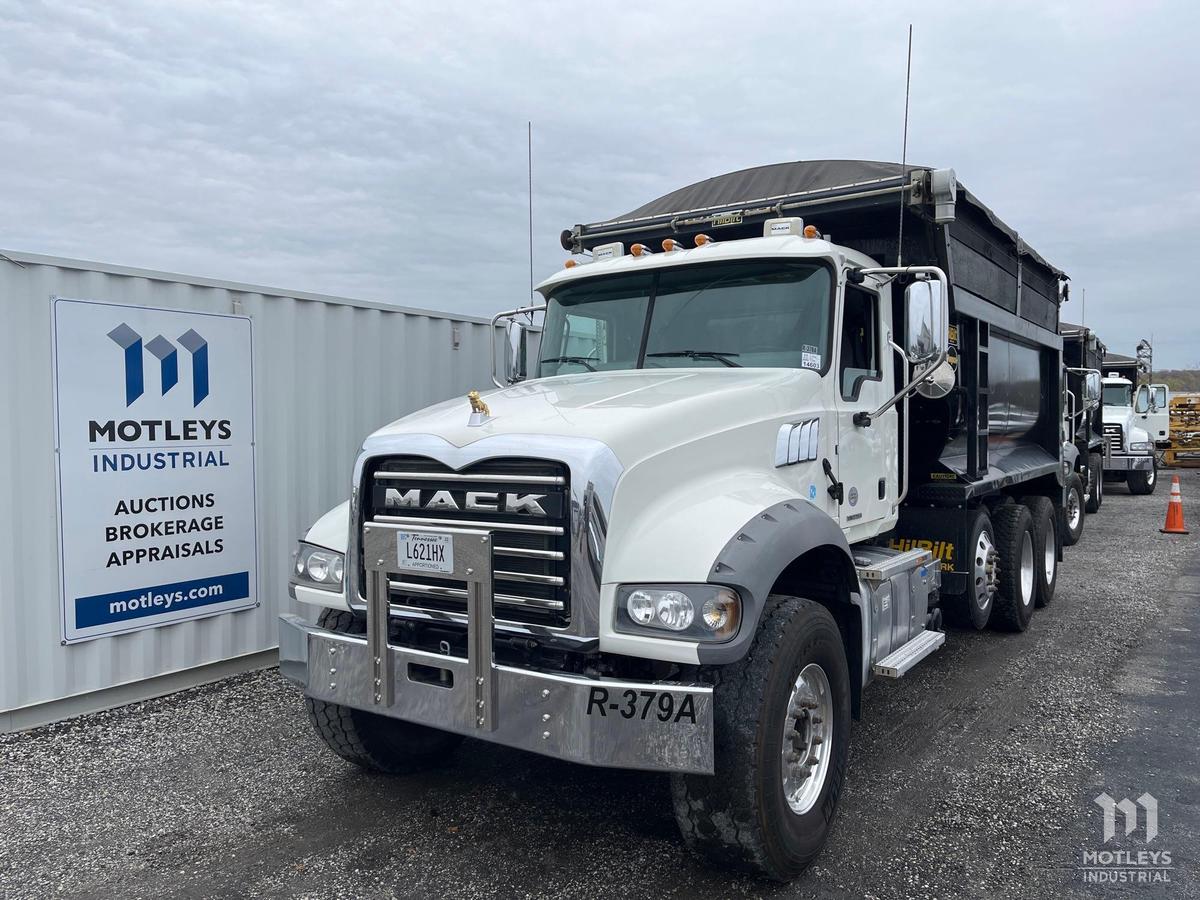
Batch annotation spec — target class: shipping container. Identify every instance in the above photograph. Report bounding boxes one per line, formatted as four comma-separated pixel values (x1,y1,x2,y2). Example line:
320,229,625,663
0,250,501,730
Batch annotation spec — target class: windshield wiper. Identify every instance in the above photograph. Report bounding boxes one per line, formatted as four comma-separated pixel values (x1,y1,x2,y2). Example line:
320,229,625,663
646,350,742,368
541,355,597,371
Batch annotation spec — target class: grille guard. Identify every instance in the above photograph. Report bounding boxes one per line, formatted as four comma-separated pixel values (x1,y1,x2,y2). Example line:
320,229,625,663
280,522,714,774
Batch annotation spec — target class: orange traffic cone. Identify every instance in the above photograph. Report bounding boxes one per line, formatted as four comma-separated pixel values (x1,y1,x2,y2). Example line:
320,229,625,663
1161,475,1190,534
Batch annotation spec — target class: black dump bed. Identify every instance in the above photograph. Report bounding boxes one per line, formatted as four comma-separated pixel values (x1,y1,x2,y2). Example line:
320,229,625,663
1061,321,1106,453
565,160,1069,504
1102,350,1139,384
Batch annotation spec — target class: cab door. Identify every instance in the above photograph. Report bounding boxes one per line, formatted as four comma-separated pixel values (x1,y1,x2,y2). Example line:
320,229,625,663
1134,384,1156,443
1147,383,1170,445
833,283,897,538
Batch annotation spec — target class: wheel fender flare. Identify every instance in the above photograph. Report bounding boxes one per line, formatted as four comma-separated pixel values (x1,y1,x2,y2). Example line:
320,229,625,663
700,499,859,666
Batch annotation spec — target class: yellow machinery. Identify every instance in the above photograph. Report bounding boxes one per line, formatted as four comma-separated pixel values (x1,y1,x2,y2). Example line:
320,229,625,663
1165,394,1200,467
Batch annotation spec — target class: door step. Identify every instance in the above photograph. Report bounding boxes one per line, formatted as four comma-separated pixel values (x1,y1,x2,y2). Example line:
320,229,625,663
871,629,946,678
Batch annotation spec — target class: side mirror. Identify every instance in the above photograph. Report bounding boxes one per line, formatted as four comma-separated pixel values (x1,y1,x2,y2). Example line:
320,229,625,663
504,319,529,384
1084,371,1101,410
904,279,948,364
1134,384,1151,414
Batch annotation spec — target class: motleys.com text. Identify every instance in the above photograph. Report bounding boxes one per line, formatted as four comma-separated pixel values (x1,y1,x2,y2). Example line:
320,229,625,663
108,581,224,616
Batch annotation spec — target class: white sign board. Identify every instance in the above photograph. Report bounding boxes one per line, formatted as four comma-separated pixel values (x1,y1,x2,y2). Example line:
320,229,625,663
52,298,258,643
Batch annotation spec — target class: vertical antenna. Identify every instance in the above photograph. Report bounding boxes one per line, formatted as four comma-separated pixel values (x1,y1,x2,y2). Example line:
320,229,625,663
896,24,913,267
528,121,534,303
1081,286,1086,324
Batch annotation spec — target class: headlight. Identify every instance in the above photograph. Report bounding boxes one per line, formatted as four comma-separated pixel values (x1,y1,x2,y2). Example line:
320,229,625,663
616,585,741,641
293,542,345,591
1130,440,1153,451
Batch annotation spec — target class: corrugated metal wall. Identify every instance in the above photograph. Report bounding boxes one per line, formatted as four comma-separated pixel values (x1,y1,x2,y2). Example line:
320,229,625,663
0,251,502,729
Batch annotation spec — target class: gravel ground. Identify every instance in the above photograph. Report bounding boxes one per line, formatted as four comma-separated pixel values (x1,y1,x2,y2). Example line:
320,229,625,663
2,470,1198,899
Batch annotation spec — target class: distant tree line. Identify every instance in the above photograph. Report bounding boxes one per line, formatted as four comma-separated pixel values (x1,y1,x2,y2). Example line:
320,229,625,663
1158,369,1200,393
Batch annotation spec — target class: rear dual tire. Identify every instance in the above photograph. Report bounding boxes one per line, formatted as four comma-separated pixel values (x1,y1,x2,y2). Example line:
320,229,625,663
1017,496,1058,608
1085,453,1103,513
990,504,1038,631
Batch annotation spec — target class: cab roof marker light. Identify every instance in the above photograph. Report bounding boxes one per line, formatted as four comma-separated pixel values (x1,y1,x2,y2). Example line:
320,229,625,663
661,238,684,252
630,243,651,257
802,224,820,239
693,233,714,246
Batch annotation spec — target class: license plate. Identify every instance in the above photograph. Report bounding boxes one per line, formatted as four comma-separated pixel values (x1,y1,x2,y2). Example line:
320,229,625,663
396,531,454,574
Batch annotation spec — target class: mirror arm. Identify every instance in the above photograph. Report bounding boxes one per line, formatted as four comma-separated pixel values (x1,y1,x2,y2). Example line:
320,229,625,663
852,266,950,427
490,304,546,388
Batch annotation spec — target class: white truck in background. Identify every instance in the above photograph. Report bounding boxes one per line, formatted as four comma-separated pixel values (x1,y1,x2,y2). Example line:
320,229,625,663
280,160,1075,880
1101,376,1159,494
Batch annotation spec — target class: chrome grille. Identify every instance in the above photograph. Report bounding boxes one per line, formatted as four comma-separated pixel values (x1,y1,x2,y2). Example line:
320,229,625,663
1103,423,1123,455
362,456,570,625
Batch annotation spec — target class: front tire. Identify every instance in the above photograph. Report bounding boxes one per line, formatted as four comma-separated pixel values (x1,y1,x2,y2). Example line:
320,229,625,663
990,504,1037,631
1063,475,1086,547
671,596,851,881
1128,457,1158,495
305,608,464,773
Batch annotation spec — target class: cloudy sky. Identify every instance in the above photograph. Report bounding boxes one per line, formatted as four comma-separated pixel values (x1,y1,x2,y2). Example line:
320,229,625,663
3,0,1198,367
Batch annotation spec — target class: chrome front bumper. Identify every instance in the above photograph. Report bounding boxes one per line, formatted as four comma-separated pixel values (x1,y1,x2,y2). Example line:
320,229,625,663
280,522,713,774
1104,454,1154,471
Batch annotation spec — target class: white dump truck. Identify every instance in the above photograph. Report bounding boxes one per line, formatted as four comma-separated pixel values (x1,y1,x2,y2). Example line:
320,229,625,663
281,160,1073,880
1100,375,1158,494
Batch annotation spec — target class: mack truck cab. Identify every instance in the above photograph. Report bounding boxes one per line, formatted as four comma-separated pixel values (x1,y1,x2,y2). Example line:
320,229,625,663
280,161,1071,880
1101,376,1158,494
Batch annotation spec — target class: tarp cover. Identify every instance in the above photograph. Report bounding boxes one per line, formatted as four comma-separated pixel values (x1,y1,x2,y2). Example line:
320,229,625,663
587,158,1063,278
610,159,921,222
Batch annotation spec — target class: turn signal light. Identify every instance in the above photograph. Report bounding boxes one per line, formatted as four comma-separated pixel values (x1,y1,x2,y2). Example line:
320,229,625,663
694,233,713,246
630,243,651,257
803,225,819,239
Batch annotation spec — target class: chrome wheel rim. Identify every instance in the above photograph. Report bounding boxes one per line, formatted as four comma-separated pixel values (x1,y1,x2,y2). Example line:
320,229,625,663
1147,466,1156,486
1067,489,1083,531
1020,531,1035,607
1043,521,1056,583
973,529,999,613
781,663,833,815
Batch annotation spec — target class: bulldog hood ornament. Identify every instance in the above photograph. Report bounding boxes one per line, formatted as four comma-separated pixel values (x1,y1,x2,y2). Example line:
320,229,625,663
467,390,492,427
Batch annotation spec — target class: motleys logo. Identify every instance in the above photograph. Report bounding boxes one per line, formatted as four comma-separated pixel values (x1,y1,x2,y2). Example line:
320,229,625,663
1095,792,1158,843
1080,792,1174,885
108,323,209,407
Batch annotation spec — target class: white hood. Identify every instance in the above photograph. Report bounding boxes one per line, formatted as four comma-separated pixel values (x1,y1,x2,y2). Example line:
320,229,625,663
369,368,821,467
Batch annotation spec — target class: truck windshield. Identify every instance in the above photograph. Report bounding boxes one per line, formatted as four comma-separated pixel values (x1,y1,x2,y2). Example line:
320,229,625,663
1103,384,1132,407
538,261,832,377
